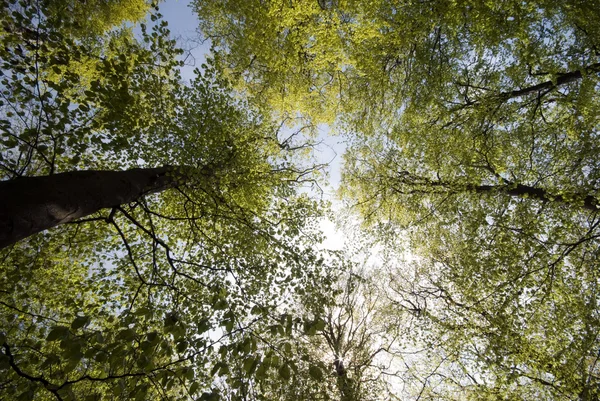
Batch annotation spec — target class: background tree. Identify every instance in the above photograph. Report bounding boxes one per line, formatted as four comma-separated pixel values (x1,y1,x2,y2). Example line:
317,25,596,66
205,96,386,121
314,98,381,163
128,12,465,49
378,235,600,400
193,1,600,399
213,251,402,401
192,0,600,125
42,0,150,36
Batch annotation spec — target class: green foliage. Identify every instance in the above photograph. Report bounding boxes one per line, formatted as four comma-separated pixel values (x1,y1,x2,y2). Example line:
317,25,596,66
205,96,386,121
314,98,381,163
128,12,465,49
193,0,600,399
0,1,331,400
194,0,600,127
41,0,150,36
5,0,600,399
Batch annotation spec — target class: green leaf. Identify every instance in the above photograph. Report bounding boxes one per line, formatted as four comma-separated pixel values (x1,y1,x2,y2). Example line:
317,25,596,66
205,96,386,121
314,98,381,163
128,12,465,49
214,299,228,310
63,342,83,362
243,357,256,374
223,318,234,332
278,363,291,380
199,391,220,401
271,354,280,367
17,389,34,401
176,340,188,353
95,352,107,363
117,328,136,341
134,384,149,401
146,331,159,343
309,365,323,380
255,362,267,379
71,315,89,330
313,319,326,331
46,326,69,341
211,362,226,377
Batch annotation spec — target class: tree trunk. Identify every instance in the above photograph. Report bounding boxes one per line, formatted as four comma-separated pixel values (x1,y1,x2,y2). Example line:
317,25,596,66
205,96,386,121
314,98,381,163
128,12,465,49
467,182,599,211
500,62,600,100
0,166,188,249
396,171,599,212
336,374,355,401
456,62,600,109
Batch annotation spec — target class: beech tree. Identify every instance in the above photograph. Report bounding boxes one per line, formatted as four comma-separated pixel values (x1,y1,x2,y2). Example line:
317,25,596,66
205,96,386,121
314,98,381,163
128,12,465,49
212,254,400,401
193,1,600,399
0,2,331,400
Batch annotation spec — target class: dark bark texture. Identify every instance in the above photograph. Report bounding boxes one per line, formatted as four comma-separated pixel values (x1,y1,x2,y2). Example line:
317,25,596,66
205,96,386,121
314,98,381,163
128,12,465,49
0,166,184,249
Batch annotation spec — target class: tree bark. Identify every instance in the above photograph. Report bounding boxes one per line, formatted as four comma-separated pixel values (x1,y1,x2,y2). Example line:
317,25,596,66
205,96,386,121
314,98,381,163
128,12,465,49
456,62,600,109
396,171,599,212
467,182,599,211
0,166,189,249
500,62,600,100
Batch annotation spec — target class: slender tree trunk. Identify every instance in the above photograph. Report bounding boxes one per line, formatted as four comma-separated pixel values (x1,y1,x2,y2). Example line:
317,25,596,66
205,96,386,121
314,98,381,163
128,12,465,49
500,62,600,100
467,182,599,211
336,372,355,401
397,172,599,212
0,166,189,249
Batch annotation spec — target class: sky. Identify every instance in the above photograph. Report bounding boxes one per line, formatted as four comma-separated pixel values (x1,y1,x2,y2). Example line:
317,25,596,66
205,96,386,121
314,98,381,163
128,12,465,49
157,0,348,250
154,0,211,81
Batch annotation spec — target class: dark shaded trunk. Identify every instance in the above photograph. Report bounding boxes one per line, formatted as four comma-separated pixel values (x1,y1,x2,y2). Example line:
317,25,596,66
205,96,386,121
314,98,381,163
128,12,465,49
396,171,599,212
500,63,600,100
336,374,355,401
0,166,189,249
467,182,599,211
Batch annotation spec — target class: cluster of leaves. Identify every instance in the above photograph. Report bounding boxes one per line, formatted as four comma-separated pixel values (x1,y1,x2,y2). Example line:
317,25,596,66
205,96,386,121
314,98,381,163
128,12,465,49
0,0,183,177
211,253,397,401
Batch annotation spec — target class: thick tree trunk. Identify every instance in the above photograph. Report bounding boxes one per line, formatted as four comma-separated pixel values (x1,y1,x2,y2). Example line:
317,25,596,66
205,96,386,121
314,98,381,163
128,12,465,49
0,166,188,249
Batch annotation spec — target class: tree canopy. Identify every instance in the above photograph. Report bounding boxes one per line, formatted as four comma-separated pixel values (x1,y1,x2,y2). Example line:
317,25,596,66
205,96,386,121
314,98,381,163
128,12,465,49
194,0,600,399
1,1,333,400
3,0,600,400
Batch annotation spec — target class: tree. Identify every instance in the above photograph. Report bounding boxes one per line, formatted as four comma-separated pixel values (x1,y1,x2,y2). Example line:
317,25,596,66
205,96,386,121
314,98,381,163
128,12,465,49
41,0,150,36
1,2,329,400
377,227,600,400
192,1,600,399
212,252,400,401
339,100,600,398
193,0,600,124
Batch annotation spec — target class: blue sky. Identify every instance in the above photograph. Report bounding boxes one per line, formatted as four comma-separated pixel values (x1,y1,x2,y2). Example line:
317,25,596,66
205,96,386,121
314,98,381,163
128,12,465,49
158,0,211,82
